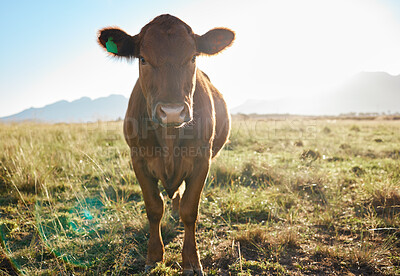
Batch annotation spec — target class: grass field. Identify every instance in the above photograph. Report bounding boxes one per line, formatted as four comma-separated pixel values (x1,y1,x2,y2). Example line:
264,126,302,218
0,117,399,275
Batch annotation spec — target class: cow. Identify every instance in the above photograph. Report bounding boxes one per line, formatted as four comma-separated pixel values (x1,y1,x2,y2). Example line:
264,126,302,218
98,14,234,275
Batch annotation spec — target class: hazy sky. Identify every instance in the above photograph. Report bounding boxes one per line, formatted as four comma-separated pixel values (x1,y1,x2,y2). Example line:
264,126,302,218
1,0,400,117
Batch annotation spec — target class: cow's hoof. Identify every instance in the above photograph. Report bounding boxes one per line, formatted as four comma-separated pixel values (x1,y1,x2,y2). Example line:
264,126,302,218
145,264,155,273
182,269,194,276
182,268,204,276
194,268,205,275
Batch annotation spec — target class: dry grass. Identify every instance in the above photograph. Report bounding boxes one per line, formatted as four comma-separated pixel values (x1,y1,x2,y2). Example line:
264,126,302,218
0,118,399,275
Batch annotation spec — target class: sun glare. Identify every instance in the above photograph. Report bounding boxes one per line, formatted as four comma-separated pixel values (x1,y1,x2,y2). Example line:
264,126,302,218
184,0,400,106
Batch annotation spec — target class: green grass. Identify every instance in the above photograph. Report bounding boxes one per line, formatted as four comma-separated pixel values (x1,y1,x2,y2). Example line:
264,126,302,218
0,118,399,275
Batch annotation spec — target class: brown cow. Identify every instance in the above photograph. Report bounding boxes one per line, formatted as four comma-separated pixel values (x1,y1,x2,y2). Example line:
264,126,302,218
98,14,234,275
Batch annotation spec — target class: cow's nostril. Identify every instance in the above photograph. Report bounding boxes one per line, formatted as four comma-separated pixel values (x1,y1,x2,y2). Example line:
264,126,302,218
180,108,186,118
158,106,167,119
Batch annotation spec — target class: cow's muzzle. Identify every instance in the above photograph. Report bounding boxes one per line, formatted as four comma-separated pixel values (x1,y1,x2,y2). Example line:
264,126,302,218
153,103,191,128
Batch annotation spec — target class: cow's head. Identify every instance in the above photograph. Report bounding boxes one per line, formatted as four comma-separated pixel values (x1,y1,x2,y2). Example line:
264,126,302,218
98,14,234,128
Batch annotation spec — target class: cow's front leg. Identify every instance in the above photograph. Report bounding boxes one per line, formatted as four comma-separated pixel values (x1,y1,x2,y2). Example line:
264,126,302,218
180,159,210,276
132,159,164,269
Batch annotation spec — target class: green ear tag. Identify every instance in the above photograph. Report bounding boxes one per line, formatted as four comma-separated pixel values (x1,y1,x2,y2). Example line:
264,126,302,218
106,37,118,54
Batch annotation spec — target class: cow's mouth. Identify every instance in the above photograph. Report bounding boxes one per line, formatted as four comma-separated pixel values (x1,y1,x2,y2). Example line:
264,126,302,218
152,117,191,128
161,121,189,128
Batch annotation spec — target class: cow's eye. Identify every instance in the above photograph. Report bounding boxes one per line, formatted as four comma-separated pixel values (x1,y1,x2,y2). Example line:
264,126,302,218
139,56,147,65
191,55,196,63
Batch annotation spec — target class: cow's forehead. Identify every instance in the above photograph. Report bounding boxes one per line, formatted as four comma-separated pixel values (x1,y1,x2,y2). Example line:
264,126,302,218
140,24,196,64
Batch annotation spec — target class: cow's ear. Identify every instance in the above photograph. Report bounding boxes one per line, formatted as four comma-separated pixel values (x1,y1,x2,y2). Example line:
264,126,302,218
98,28,139,58
196,28,235,55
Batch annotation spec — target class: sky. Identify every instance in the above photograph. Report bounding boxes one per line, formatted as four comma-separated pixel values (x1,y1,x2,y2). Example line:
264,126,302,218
1,0,400,117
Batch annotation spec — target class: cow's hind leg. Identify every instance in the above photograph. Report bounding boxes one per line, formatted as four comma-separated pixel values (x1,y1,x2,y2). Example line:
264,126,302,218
172,182,185,219
132,160,165,269
180,160,209,275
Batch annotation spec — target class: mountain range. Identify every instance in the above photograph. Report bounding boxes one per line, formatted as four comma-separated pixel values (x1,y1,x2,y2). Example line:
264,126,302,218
0,94,128,123
232,72,400,115
1,72,399,123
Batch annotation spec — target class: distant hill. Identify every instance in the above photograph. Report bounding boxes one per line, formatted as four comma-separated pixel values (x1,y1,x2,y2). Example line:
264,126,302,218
0,94,129,123
231,72,400,115
2,72,399,122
